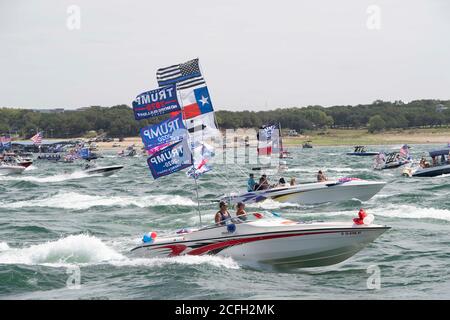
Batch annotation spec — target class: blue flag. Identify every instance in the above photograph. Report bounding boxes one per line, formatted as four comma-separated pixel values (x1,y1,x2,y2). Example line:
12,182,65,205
132,84,181,120
147,139,192,179
78,148,90,159
140,114,187,152
0,135,11,150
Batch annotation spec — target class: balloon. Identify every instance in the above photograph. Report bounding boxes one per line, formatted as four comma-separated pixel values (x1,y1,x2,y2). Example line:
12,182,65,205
142,234,152,243
227,223,236,233
363,214,375,225
253,212,264,219
150,232,157,239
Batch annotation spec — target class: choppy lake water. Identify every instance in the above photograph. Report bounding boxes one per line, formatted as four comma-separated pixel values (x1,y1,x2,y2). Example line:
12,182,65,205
1,144,449,299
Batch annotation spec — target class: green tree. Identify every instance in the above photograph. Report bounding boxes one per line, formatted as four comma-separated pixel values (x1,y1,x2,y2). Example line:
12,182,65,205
368,115,386,133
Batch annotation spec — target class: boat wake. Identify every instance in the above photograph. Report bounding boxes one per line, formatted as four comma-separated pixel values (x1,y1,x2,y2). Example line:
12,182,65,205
0,234,239,269
0,192,197,210
287,167,370,173
306,204,450,222
0,171,89,183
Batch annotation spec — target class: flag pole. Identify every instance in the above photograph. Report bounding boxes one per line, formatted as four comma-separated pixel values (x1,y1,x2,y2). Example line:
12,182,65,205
176,80,203,227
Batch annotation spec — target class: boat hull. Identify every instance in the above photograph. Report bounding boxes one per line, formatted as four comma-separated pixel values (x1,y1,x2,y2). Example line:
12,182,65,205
224,180,386,205
84,165,124,177
374,160,409,170
130,221,389,268
412,164,450,177
0,166,25,175
346,152,379,156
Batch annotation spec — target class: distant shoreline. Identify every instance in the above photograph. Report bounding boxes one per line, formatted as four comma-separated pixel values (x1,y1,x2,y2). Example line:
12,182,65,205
9,128,449,151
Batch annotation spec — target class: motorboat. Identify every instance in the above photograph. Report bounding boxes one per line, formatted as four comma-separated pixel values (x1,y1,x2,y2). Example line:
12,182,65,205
0,152,33,168
130,213,390,268
222,178,386,205
404,148,450,177
0,163,26,175
83,164,124,177
302,141,313,149
346,146,379,156
374,152,410,170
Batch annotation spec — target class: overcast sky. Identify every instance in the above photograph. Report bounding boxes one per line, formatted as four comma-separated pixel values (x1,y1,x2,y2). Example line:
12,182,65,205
1,0,449,111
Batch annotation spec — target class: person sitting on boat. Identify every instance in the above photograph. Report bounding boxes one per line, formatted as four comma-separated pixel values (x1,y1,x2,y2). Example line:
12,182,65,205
215,201,232,226
256,174,270,190
236,202,247,221
290,177,296,186
276,177,287,188
432,156,438,166
317,170,327,182
247,173,256,192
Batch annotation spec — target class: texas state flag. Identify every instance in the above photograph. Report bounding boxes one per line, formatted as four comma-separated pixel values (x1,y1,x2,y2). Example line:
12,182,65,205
174,86,214,119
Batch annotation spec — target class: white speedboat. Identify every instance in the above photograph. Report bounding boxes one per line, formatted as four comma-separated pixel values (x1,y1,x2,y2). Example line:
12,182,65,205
222,178,386,205
131,214,389,268
0,163,26,175
407,149,450,177
84,165,124,177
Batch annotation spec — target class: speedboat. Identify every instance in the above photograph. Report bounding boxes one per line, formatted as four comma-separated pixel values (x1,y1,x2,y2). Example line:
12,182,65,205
0,163,26,175
302,141,313,149
0,153,33,168
406,148,450,177
84,165,124,177
374,152,410,170
347,146,379,156
130,213,390,268
222,178,386,205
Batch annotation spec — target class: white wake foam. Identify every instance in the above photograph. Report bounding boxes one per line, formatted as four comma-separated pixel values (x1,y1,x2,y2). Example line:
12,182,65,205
0,171,89,183
0,234,124,266
0,192,197,210
307,205,450,222
0,242,10,251
0,234,239,269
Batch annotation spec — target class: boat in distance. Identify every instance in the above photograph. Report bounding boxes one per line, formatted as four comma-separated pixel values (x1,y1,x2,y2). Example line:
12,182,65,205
130,215,390,268
222,178,386,205
347,146,379,156
0,164,26,175
84,165,124,177
410,149,450,177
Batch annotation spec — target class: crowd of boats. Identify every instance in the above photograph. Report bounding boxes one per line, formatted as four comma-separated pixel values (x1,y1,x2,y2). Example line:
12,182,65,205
2,137,450,269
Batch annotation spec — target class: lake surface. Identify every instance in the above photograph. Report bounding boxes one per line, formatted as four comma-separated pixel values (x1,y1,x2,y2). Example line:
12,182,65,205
1,144,449,299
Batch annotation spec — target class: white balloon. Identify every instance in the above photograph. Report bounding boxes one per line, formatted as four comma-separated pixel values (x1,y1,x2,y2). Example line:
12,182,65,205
363,214,375,225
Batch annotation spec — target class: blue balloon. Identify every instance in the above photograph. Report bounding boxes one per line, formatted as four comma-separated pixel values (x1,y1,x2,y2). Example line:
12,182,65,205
142,234,152,243
271,211,281,217
227,223,236,233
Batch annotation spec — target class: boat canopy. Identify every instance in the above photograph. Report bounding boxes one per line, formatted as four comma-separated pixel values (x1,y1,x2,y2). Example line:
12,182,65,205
429,149,450,157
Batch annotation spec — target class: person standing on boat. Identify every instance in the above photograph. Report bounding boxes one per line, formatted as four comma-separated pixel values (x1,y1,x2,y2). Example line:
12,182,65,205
236,202,247,221
247,173,256,192
215,201,232,226
317,170,327,182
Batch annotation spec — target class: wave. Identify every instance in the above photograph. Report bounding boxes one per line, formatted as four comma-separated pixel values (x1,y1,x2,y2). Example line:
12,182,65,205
0,234,124,266
287,167,369,173
0,234,239,269
306,204,450,222
0,171,89,183
0,242,10,251
0,192,197,210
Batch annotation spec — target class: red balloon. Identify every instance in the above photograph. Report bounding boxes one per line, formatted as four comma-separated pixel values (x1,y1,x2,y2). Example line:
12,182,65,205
150,232,157,239
358,209,367,220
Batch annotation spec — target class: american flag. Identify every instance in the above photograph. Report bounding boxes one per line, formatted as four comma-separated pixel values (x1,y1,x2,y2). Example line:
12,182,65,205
0,134,11,149
399,144,409,157
31,132,43,145
156,58,205,90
